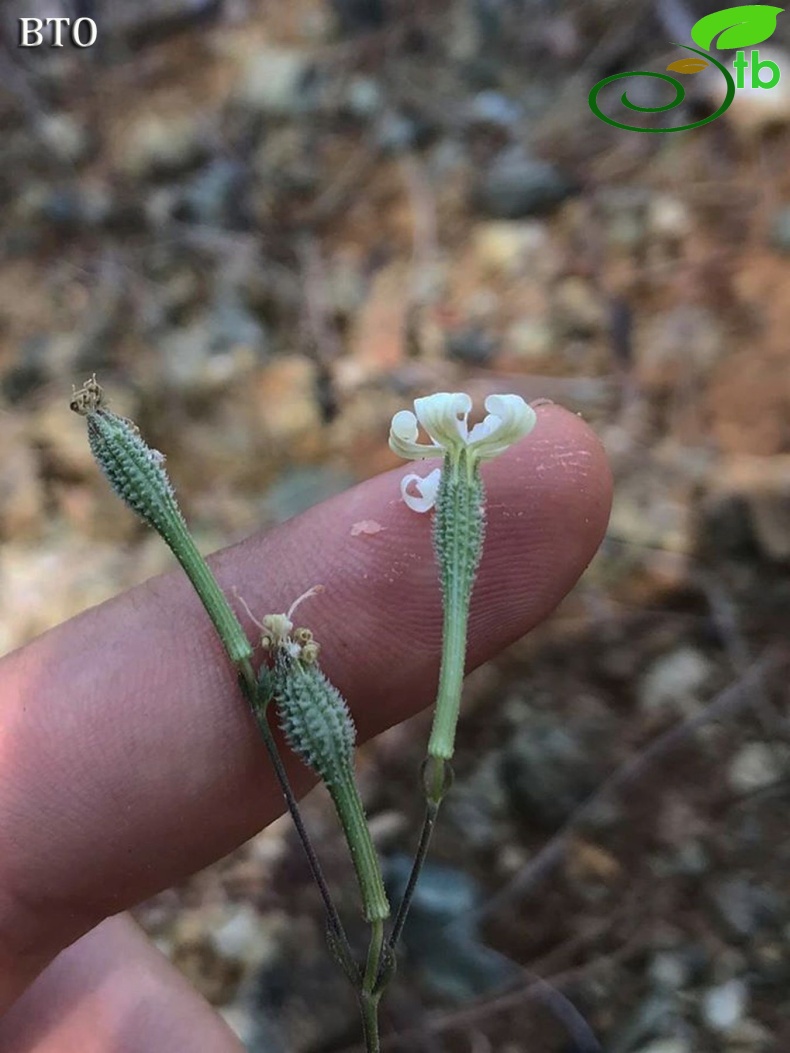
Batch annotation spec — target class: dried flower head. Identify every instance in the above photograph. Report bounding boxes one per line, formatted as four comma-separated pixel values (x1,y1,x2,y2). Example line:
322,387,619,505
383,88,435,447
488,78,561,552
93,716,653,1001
69,374,104,415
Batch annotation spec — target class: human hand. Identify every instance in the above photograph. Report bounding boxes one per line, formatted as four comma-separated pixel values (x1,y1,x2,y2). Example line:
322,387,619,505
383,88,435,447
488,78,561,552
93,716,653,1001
0,404,611,1052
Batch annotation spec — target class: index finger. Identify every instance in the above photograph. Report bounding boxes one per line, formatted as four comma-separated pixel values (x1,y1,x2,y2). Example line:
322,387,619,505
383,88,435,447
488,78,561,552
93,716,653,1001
0,404,611,1009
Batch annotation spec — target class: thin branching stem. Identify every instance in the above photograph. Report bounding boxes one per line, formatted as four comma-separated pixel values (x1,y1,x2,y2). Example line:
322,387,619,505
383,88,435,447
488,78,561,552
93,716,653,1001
388,798,440,953
386,755,451,974
238,658,357,977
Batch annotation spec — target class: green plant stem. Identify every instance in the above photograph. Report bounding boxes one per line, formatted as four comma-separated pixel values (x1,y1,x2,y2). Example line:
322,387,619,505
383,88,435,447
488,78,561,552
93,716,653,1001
165,537,355,968
359,993,381,1053
364,919,385,993
388,797,440,952
330,768,390,924
359,919,385,1053
387,756,451,959
173,551,352,957
169,533,253,664
428,580,469,759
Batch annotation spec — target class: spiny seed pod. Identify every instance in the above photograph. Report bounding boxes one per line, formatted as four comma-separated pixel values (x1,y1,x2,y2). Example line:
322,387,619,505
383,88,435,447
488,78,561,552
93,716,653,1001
266,617,389,922
71,376,252,665
433,451,485,608
426,450,486,761
272,651,356,789
71,376,184,545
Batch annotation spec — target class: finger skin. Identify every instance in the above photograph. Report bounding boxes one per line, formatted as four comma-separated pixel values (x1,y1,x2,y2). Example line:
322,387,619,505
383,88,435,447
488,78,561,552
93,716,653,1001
0,405,611,1008
0,915,244,1052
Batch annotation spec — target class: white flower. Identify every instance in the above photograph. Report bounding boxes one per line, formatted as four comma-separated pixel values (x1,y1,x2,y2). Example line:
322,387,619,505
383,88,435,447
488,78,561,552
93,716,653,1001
400,467,442,513
390,392,536,462
390,392,537,512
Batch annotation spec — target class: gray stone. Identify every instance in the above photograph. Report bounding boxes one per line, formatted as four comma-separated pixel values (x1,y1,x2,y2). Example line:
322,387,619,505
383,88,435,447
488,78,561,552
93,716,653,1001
375,110,420,153
473,219,550,276
648,195,690,241
15,180,109,232
121,114,209,180
728,742,790,794
638,647,715,717
236,49,315,117
37,113,90,164
384,856,518,1002
500,720,600,828
649,952,691,991
504,317,553,360
710,878,783,938
344,76,382,118
702,978,748,1033
38,187,89,229
159,300,268,391
468,90,522,128
477,147,577,219
445,326,498,365
670,841,710,877
176,160,249,228
210,905,277,968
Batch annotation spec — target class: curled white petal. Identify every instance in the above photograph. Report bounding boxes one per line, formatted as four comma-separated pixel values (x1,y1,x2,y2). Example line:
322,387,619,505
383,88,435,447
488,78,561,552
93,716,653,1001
413,392,472,449
388,409,437,460
400,468,442,513
466,415,499,446
390,391,537,467
467,394,537,460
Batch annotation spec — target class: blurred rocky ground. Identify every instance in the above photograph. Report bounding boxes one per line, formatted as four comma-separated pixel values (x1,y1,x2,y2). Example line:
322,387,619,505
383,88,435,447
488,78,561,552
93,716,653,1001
0,1,789,1050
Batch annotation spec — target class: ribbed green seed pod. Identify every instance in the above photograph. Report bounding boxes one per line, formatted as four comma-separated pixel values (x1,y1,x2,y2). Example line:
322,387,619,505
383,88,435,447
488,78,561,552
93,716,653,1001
428,450,485,760
433,450,485,608
273,652,355,789
272,650,390,923
86,410,185,542
72,378,251,665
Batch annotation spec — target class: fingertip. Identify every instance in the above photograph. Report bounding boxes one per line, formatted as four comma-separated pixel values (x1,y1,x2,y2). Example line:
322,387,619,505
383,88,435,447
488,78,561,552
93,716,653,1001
465,402,612,654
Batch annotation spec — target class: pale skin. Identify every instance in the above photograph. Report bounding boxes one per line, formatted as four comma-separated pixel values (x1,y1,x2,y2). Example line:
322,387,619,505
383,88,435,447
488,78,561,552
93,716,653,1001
0,405,612,1051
